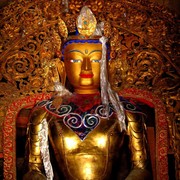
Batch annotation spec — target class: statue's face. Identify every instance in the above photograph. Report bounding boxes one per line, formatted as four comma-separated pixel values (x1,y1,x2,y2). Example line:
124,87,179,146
64,42,102,94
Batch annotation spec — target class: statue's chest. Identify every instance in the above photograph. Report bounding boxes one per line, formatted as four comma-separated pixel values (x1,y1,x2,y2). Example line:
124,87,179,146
43,96,124,180
37,95,115,140
48,112,124,180
41,95,116,140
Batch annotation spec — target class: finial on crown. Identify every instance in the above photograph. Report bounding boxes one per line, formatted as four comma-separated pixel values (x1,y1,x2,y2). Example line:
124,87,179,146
76,6,97,37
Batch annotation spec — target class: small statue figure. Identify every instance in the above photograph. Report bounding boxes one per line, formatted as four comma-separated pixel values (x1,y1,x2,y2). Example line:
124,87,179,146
23,6,152,180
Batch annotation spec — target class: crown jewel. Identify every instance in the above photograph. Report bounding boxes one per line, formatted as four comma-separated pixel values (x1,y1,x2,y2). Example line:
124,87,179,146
76,6,97,37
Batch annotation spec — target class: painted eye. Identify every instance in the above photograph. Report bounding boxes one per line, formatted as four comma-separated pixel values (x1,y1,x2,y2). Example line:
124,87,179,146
91,59,101,63
70,59,82,63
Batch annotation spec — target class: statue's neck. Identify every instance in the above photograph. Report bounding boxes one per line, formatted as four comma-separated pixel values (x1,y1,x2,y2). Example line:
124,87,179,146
74,88,100,95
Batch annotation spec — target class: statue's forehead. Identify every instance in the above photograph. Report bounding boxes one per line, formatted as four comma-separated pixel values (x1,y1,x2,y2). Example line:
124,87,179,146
63,39,102,50
61,39,110,61
64,42,102,51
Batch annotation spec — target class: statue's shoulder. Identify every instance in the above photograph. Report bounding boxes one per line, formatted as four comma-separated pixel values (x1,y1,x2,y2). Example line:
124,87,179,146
34,95,63,109
29,95,66,123
31,95,71,117
118,94,144,114
29,103,49,124
30,95,62,115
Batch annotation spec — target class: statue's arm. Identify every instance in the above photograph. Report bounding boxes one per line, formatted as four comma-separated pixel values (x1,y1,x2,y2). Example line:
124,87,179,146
23,107,47,179
125,111,152,180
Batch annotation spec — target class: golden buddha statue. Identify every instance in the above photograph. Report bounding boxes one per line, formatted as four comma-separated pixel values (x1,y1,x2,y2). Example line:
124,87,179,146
23,6,152,180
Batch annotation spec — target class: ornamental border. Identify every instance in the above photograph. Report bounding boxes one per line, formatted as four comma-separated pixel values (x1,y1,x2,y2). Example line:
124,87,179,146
3,93,51,180
119,88,168,180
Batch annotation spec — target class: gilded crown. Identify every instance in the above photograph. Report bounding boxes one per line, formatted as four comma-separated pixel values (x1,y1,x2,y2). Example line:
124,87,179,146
67,6,103,40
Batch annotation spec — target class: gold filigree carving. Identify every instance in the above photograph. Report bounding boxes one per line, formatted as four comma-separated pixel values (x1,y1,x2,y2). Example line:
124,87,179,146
0,0,179,179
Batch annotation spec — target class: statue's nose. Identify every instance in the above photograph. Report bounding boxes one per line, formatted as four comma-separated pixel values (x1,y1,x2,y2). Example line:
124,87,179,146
81,57,92,71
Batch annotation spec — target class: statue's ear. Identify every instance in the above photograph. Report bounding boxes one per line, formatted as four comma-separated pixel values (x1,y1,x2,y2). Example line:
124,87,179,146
57,60,66,86
56,18,68,86
58,18,68,39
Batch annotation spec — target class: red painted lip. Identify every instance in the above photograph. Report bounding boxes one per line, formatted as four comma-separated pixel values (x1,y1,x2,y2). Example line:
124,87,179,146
80,73,94,78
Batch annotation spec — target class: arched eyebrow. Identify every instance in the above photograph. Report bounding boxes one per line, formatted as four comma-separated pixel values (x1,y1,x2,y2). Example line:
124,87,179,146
68,50,84,55
68,49,102,56
88,50,102,55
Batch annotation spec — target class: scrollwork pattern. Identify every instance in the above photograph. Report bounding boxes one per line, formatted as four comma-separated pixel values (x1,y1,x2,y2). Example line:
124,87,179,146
57,105,72,116
63,113,82,129
0,0,68,94
83,114,99,128
0,0,179,179
95,104,114,118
